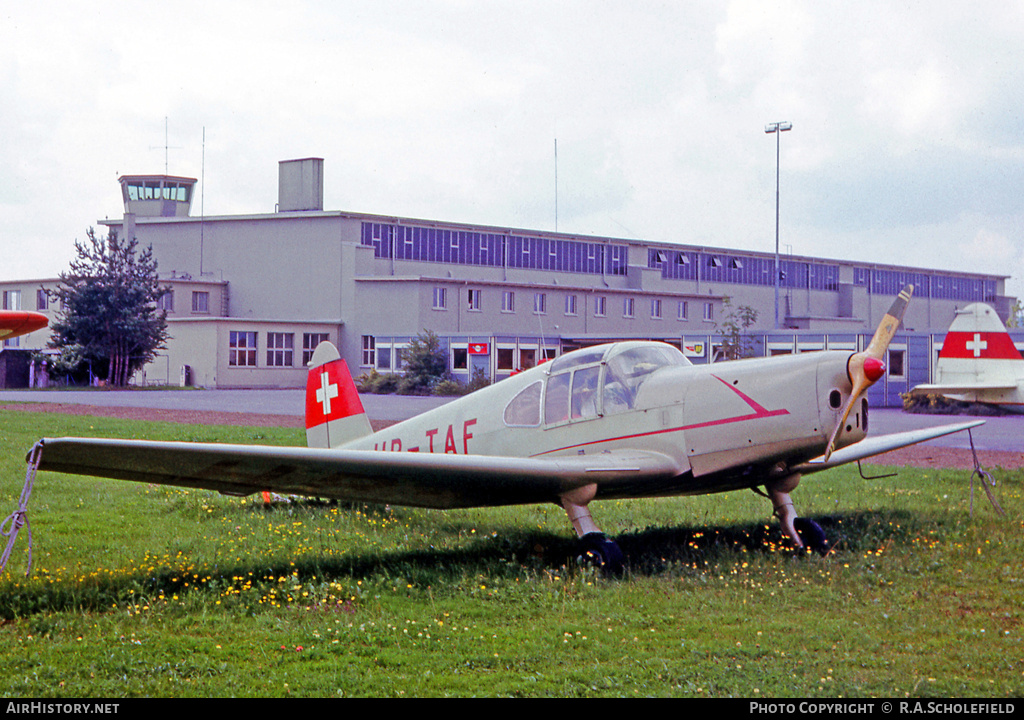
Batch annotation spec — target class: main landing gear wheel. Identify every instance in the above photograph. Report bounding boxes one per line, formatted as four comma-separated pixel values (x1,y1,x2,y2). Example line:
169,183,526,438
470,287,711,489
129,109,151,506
793,518,830,556
576,532,625,575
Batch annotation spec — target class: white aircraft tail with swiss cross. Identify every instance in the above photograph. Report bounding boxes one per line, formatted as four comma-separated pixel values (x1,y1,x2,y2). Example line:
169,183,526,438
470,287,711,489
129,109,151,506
305,342,373,448
909,302,1024,411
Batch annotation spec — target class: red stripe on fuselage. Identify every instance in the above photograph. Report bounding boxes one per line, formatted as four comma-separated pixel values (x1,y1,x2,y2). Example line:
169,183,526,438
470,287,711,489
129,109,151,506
533,374,790,457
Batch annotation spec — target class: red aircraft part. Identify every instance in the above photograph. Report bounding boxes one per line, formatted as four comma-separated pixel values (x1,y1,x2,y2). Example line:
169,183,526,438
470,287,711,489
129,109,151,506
939,331,1021,360
305,358,366,429
0,311,48,340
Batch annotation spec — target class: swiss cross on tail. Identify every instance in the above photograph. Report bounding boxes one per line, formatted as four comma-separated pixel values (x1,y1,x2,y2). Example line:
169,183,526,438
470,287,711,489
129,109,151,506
304,342,372,448
940,331,1021,360
305,358,363,427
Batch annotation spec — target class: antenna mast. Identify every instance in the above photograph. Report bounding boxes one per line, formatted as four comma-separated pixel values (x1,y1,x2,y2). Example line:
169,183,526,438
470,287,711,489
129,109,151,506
151,117,181,174
554,138,558,233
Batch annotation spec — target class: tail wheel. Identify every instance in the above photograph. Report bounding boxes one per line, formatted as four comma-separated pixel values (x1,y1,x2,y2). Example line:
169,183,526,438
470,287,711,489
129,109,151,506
576,532,625,575
793,518,830,556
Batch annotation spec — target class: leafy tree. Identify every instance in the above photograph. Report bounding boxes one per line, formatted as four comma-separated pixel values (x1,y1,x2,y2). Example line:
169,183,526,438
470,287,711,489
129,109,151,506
49,227,170,386
716,298,760,360
397,329,448,394
1007,299,1023,329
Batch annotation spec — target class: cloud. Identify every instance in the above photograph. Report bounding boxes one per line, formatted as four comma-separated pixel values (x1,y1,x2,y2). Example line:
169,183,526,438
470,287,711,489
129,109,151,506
1,1,1023,301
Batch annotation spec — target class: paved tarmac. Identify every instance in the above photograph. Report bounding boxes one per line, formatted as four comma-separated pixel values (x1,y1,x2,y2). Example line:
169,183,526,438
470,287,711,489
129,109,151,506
0,388,454,422
0,387,1019,452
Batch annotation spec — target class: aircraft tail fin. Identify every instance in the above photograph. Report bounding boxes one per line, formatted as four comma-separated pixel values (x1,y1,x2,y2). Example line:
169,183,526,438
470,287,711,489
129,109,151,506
934,303,1023,385
305,342,373,449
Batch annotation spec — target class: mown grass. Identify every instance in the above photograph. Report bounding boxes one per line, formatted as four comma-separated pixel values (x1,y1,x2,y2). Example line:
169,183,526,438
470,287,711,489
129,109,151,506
0,409,1021,698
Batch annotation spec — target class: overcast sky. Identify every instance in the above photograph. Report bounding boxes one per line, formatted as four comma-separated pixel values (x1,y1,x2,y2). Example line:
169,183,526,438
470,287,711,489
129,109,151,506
3,1,1023,302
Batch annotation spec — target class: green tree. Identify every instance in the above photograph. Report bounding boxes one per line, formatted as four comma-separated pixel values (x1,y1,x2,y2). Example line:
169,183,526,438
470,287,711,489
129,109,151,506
49,227,170,386
397,329,448,394
716,298,760,360
1007,299,1023,329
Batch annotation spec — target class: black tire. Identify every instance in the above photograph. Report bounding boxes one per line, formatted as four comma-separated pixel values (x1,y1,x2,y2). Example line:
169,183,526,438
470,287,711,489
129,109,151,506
576,532,625,575
793,517,829,556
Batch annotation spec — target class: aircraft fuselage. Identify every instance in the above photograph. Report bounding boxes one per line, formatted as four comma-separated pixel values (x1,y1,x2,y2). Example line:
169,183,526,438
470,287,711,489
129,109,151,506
342,343,866,498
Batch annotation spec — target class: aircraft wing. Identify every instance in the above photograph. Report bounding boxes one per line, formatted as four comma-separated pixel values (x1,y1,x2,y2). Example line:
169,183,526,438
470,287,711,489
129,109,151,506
910,382,1019,393
792,420,985,473
33,437,685,510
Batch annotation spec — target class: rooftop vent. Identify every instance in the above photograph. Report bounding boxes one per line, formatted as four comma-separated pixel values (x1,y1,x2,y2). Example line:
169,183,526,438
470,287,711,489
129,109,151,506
278,157,324,212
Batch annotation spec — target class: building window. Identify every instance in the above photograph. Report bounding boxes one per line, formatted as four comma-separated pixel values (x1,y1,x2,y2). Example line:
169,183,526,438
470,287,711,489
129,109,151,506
361,335,376,366
36,289,49,311
565,294,577,316
467,288,482,311
303,333,330,365
158,290,174,312
192,291,210,313
677,301,688,320
888,348,906,378
703,302,714,321
533,293,547,314
377,343,392,370
229,331,257,367
393,343,410,370
651,299,662,319
3,290,21,310
497,347,516,371
432,287,447,310
452,346,469,370
502,291,515,313
595,296,606,317
623,297,635,318
266,332,294,367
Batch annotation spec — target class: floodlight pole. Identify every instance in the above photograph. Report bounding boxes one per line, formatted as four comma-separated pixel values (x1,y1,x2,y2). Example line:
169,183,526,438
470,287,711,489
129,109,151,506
765,121,792,330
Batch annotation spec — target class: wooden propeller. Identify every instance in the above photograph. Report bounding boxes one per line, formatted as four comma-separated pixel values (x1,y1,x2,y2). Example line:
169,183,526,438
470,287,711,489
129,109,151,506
823,284,913,461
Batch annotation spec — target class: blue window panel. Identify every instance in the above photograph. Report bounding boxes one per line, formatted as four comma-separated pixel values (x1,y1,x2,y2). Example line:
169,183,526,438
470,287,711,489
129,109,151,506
608,246,628,275
985,279,997,302
915,274,930,297
395,226,412,260
906,335,931,387
454,231,465,264
364,221,995,298
866,381,886,408
361,223,619,276
431,229,442,263
671,251,697,280
366,223,391,258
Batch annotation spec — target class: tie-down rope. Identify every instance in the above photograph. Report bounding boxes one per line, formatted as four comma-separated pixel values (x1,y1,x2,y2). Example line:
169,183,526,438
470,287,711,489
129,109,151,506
967,427,1004,517
1,441,41,576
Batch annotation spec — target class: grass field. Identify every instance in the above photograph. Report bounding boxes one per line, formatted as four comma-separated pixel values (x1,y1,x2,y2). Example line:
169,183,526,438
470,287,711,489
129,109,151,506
0,409,1021,698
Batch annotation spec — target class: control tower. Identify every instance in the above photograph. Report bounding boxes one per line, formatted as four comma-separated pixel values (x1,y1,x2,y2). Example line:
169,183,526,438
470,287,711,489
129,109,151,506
118,174,197,217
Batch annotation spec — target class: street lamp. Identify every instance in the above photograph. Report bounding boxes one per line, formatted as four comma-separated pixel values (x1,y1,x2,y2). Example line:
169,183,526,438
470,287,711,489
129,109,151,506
765,121,792,330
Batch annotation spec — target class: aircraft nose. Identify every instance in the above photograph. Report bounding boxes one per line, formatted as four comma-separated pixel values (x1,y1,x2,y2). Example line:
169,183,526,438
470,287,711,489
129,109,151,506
863,356,885,382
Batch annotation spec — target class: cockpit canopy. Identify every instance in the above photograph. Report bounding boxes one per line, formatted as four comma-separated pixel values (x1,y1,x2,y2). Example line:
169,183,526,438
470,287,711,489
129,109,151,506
503,342,690,427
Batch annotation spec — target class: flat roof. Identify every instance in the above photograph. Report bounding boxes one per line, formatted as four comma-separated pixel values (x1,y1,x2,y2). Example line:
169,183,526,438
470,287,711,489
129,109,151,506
99,208,1009,281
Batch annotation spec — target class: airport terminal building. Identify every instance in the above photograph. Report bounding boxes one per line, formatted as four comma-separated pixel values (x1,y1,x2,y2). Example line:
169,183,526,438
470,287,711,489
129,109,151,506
2,157,1018,407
